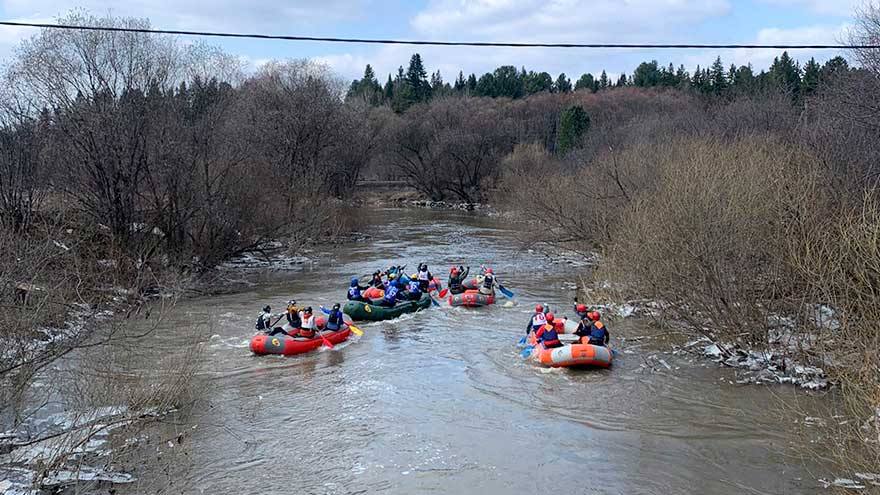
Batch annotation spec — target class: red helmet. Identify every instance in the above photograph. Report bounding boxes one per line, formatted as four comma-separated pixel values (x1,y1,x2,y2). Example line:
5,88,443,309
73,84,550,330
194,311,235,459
588,311,600,321
546,313,555,322
485,268,493,274
451,267,459,275
535,304,544,312
576,304,587,313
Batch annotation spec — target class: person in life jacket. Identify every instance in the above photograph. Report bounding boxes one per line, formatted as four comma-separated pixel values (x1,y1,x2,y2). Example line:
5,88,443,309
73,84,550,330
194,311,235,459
379,280,400,307
256,305,288,336
297,307,317,338
573,300,589,321
369,271,384,288
586,311,610,347
326,303,344,331
416,264,433,292
526,304,548,334
535,313,563,348
348,277,368,302
478,268,497,295
285,300,302,330
448,265,470,295
402,278,423,301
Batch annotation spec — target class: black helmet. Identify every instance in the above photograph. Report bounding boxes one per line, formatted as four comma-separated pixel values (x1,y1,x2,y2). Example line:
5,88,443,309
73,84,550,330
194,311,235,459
263,305,271,312
305,306,313,314
332,303,340,310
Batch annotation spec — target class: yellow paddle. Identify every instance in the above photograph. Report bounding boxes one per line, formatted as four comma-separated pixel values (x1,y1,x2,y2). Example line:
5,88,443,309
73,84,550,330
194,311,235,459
348,323,364,336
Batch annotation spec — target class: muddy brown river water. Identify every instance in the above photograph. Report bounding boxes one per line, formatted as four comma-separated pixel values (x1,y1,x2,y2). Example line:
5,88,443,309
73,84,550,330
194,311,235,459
115,207,829,495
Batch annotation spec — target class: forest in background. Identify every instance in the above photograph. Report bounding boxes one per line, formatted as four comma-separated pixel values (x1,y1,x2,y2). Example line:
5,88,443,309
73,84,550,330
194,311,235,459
1,3,880,485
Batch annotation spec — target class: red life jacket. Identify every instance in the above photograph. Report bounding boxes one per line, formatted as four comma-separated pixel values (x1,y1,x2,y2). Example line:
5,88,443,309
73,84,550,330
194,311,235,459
536,324,561,347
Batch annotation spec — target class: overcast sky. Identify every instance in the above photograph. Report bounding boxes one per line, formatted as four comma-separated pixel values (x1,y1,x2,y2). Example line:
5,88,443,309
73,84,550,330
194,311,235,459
0,0,860,82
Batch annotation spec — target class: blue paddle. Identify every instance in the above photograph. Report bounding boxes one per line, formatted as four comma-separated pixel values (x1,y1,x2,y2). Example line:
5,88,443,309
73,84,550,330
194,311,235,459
498,283,514,298
429,294,440,307
520,345,535,358
517,335,527,345
320,306,331,315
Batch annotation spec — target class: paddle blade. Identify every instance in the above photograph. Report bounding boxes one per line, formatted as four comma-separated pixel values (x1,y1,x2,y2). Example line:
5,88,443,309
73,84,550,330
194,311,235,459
517,336,526,345
430,295,440,307
349,324,364,336
498,285,514,298
320,306,331,315
321,334,334,349
438,288,448,298
520,345,534,358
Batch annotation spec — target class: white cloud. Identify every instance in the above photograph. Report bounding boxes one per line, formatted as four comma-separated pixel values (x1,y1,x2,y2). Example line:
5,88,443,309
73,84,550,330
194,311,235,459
411,0,732,41
757,0,860,17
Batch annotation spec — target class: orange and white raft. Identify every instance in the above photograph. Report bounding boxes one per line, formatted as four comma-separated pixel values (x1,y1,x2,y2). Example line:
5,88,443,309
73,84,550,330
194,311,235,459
525,329,613,368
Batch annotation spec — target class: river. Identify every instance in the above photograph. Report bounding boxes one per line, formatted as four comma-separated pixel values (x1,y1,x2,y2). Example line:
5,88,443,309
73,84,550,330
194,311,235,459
115,207,827,495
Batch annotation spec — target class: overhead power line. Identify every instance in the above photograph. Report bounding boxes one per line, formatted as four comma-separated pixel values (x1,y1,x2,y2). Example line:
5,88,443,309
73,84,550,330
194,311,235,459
0,20,876,49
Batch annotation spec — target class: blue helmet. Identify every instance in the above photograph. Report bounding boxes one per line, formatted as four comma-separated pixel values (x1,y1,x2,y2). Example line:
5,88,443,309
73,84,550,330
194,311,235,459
350,277,358,286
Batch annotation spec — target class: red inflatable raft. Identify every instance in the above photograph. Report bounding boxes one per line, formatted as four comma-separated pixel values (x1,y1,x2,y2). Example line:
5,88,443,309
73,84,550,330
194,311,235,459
448,289,495,307
250,316,352,356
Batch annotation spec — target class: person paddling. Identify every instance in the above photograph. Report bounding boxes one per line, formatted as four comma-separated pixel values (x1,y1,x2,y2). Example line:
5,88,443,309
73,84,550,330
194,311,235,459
297,307,317,338
285,300,302,330
535,313,563,348
478,267,498,296
378,280,399,307
369,271,384,288
526,304,547,335
586,311,610,347
448,265,470,295
416,263,433,292
326,303,345,331
403,278,423,300
256,305,288,336
348,277,368,302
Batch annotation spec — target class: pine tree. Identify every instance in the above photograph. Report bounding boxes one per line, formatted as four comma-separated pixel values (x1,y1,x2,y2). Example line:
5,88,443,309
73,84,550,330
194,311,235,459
709,56,728,94
383,74,394,100
454,71,466,92
616,73,628,87
405,53,430,103
494,65,524,98
466,73,478,93
557,105,591,154
554,73,572,93
769,51,801,97
575,73,596,92
598,70,609,90
802,57,821,96
633,60,660,87
675,64,690,87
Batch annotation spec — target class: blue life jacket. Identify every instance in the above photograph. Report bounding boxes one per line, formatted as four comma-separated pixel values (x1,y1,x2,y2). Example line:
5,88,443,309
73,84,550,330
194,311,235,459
348,286,361,299
327,310,343,330
539,325,561,346
384,286,398,303
588,322,608,346
408,280,420,292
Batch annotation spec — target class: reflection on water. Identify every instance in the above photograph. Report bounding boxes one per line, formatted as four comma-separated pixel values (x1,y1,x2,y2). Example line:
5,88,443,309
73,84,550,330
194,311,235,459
117,207,826,495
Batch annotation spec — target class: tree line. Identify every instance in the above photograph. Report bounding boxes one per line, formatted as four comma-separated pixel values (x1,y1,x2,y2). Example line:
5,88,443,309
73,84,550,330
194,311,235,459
347,51,853,111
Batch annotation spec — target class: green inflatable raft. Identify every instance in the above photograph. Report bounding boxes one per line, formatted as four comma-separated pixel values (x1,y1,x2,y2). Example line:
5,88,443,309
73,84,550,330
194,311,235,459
343,293,432,321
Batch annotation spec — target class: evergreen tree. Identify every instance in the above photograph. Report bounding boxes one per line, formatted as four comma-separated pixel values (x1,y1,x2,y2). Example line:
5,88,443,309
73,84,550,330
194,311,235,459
802,57,821,96
466,73,478,93
430,70,444,90
524,71,553,94
709,56,728,94
598,70,609,90
821,56,849,82
557,105,591,154
493,65,524,98
405,53,431,103
554,73,572,93
732,64,755,93
727,63,737,87
454,71,466,92
616,73,628,87
633,60,660,87
769,51,801,97
575,73,596,92
475,73,496,97
383,74,394,100
675,64,690,87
